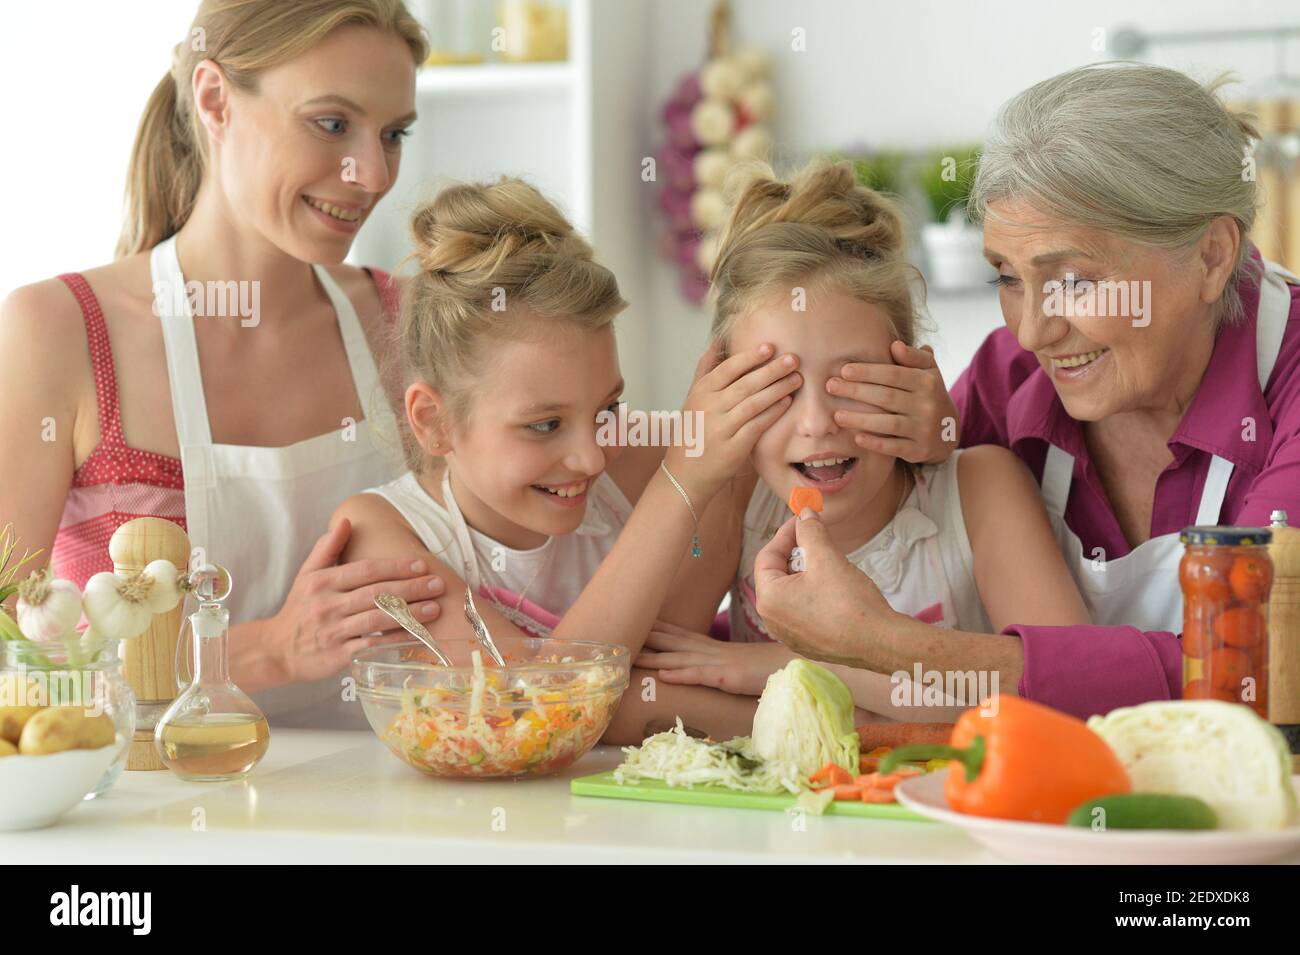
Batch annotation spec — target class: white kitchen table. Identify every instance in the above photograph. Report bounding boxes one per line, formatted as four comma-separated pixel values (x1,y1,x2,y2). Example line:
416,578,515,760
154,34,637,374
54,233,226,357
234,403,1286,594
2,729,1004,864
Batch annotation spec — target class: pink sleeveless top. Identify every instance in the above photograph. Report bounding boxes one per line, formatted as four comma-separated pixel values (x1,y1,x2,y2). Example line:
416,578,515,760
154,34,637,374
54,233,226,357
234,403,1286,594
50,267,401,589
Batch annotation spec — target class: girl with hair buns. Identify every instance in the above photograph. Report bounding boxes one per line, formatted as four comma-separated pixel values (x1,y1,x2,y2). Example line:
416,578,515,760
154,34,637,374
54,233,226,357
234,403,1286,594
333,176,804,743
0,0,445,729
636,160,1090,718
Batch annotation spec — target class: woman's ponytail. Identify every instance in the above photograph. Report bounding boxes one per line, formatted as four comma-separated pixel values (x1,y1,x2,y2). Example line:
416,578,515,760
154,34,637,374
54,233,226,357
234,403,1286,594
115,59,204,259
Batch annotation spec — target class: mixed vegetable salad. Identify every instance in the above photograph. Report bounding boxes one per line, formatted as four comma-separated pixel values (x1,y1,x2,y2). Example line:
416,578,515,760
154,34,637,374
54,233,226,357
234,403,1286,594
381,650,625,777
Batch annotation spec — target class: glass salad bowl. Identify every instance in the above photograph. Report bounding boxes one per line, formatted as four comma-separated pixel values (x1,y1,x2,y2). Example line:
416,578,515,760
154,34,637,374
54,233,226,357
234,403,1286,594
352,637,630,779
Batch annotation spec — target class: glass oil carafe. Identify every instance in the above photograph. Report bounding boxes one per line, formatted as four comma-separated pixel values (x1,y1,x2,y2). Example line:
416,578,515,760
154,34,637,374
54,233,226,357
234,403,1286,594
154,568,269,781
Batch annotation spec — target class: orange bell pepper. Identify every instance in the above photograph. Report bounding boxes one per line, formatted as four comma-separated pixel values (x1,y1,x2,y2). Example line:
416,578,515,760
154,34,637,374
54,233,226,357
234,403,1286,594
878,695,1131,824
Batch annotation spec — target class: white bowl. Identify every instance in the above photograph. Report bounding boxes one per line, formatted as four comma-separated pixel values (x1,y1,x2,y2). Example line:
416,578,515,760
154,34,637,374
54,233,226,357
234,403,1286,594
895,771,1300,865
0,736,123,831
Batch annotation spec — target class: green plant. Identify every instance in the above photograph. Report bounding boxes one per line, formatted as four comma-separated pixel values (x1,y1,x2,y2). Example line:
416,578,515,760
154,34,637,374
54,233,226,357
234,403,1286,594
916,145,982,223
0,523,42,641
826,148,906,197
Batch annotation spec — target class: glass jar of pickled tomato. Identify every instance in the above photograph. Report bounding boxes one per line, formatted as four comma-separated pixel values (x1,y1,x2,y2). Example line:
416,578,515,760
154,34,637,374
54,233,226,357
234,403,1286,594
1179,526,1273,715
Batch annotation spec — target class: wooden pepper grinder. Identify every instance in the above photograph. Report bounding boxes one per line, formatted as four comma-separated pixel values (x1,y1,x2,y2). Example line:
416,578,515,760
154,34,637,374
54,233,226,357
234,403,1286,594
1267,510,1300,773
109,517,191,770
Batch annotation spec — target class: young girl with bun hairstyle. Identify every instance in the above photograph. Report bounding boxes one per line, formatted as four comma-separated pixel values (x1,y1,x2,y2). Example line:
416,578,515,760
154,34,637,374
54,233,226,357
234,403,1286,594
334,176,805,742
637,161,1091,719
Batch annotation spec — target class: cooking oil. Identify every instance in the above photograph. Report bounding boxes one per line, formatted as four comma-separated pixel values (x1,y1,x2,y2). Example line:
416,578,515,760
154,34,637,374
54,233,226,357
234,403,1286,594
158,713,270,781
154,566,270,781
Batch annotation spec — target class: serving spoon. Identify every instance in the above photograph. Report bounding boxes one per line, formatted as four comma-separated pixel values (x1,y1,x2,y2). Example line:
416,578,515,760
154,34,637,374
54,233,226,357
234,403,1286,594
463,588,508,667
374,593,452,666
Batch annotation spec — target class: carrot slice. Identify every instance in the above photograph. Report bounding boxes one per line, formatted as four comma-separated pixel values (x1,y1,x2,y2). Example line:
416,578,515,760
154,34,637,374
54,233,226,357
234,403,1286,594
832,784,865,801
788,487,824,515
809,762,838,784
827,765,854,787
858,756,882,773
861,788,897,804
873,766,925,791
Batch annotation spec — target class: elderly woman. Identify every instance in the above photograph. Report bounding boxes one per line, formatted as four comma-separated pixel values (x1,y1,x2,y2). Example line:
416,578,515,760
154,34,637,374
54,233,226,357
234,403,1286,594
752,62,1300,718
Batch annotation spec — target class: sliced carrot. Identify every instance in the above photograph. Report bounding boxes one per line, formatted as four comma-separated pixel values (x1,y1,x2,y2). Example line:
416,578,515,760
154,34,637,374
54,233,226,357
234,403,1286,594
787,486,824,515
854,773,881,788
863,746,892,758
809,762,855,787
861,788,897,804
872,766,926,791
809,763,836,784
858,756,882,773
832,784,866,801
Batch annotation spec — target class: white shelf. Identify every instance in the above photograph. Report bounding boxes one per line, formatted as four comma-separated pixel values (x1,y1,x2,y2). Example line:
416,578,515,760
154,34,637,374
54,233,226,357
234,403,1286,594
416,61,575,96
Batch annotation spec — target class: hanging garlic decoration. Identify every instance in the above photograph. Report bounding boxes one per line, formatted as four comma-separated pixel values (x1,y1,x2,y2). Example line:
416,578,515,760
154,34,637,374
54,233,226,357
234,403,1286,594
15,569,83,643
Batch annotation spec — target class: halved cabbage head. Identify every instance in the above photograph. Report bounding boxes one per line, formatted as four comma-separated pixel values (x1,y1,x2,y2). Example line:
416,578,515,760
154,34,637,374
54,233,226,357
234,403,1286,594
751,659,859,778
1087,701,1297,831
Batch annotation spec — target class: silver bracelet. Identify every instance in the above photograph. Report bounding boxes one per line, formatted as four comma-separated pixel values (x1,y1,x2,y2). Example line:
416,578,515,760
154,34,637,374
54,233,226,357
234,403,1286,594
659,460,703,558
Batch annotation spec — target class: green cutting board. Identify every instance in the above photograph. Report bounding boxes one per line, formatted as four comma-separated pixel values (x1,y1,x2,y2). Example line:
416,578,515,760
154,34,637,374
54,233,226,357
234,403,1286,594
570,771,929,821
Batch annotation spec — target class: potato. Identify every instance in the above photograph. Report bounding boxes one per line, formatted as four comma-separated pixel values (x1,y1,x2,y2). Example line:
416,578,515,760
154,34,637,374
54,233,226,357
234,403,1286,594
77,714,116,750
0,705,40,744
18,706,84,755
0,671,34,703
0,737,17,757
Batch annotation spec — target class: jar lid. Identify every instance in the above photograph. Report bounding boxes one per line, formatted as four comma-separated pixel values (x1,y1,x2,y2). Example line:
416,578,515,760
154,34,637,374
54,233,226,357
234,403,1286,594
1180,525,1272,546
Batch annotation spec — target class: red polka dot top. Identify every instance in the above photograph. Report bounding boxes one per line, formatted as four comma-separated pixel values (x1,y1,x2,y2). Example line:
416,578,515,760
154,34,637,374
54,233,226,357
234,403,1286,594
50,268,401,590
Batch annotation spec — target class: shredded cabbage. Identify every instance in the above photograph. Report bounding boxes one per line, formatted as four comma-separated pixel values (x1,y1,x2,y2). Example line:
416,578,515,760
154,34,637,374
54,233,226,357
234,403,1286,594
613,719,802,794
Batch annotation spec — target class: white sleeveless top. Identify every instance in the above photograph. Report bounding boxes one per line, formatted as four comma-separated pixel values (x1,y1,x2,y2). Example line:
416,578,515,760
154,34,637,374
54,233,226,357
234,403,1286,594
729,451,991,641
362,469,634,637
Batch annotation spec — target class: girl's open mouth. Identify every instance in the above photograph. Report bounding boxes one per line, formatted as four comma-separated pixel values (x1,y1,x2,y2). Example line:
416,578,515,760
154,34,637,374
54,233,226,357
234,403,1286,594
790,455,858,494
530,478,590,509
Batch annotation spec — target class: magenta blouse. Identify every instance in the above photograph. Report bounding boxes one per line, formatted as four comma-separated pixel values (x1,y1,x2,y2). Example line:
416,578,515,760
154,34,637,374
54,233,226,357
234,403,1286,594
951,257,1300,718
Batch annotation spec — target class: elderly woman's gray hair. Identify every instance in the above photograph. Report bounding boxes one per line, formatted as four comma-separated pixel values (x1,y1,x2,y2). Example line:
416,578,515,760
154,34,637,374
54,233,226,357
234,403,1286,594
970,61,1262,325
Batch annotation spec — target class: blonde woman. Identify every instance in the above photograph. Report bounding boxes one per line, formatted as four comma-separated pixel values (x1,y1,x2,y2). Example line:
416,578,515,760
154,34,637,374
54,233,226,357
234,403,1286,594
0,1,441,728
755,63,1300,720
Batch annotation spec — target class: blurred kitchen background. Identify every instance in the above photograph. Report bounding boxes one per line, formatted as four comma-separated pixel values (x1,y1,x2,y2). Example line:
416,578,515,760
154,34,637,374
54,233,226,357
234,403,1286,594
3,0,1300,409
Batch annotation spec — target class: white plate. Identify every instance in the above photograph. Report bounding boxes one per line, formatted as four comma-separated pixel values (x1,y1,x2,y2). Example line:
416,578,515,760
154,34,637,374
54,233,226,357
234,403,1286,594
895,772,1300,864
0,736,123,831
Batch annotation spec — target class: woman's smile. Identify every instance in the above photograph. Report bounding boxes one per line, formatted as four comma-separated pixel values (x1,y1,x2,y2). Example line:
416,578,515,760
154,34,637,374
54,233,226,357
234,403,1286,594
301,194,365,233
1048,346,1110,383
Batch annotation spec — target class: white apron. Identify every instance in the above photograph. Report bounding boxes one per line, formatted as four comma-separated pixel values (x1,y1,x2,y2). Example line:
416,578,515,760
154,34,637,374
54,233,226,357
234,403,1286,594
1042,260,1295,632
153,236,404,729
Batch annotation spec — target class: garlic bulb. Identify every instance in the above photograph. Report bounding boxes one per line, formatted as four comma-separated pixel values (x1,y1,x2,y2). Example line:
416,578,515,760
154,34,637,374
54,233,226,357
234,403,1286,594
690,98,735,146
695,233,721,274
82,571,154,641
730,125,772,162
15,570,83,643
693,147,732,191
700,57,745,100
142,559,183,614
689,188,727,231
